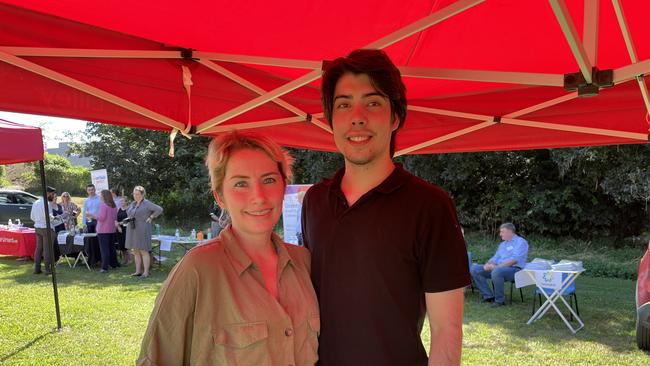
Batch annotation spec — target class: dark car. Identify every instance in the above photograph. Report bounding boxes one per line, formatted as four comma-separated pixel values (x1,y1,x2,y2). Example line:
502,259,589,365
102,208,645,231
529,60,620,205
637,241,650,350
0,189,39,227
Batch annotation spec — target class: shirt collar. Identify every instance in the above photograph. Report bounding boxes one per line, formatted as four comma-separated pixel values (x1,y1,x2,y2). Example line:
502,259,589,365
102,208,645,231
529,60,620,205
328,163,409,197
221,226,296,276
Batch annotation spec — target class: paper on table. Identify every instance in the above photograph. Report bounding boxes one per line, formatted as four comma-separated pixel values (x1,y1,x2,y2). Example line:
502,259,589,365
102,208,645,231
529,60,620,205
160,239,172,251
515,269,563,289
57,232,68,244
551,260,584,271
73,235,84,245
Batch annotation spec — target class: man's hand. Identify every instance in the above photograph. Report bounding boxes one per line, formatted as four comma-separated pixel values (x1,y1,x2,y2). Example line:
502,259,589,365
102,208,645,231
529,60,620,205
483,263,496,271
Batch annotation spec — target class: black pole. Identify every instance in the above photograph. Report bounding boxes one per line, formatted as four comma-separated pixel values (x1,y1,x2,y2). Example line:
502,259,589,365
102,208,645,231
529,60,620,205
39,160,62,330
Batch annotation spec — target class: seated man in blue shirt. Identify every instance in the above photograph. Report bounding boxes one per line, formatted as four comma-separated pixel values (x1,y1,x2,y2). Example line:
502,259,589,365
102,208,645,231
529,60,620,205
470,222,528,307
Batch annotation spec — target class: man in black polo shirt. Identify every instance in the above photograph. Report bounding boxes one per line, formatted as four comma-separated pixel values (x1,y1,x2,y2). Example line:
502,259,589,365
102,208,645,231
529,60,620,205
301,49,471,366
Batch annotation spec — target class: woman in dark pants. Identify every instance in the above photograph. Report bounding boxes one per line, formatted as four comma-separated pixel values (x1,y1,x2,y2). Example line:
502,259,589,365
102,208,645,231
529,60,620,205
115,198,130,265
88,190,119,273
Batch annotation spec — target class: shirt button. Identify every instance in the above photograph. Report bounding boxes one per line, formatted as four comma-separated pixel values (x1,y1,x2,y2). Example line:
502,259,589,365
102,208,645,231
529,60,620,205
284,328,293,337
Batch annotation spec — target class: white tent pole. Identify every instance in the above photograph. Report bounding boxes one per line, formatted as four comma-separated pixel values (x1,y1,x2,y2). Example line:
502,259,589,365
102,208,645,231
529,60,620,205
203,116,304,133
503,93,578,119
0,50,186,130
198,59,308,117
611,0,638,63
408,105,491,121
4,46,566,88
613,60,650,83
199,0,483,134
395,120,497,156
583,0,599,65
612,0,650,116
195,51,321,69
365,0,485,49
502,117,647,140
549,0,594,83
400,67,563,87
195,69,322,133
0,47,181,59
197,59,331,133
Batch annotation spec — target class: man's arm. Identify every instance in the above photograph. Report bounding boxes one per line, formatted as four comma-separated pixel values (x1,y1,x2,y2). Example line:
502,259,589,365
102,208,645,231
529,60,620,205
425,288,464,366
30,200,40,222
496,259,517,267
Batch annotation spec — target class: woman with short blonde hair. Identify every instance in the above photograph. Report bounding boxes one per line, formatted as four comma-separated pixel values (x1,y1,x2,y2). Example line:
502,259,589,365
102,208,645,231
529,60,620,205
138,131,319,365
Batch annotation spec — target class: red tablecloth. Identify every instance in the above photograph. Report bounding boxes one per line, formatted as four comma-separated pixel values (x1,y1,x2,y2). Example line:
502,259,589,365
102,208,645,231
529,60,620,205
0,229,37,259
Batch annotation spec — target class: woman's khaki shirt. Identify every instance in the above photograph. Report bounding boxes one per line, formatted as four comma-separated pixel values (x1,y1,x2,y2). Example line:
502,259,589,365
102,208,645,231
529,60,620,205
137,227,320,366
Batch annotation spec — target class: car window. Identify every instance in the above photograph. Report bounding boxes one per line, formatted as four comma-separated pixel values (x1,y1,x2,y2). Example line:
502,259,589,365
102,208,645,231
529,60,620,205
0,193,8,204
15,194,37,204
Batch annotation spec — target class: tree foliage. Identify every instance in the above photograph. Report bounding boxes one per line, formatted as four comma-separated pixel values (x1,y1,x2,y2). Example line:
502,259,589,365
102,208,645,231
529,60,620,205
0,166,8,186
72,123,212,229
23,153,90,196
288,147,649,240
73,122,650,243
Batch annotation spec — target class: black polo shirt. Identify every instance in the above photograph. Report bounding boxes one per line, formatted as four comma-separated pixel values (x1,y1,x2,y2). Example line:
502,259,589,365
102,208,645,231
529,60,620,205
302,164,470,366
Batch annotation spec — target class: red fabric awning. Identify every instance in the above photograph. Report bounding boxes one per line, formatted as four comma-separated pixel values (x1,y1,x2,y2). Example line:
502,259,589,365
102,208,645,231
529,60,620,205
0,119,44,164
0,0,648,154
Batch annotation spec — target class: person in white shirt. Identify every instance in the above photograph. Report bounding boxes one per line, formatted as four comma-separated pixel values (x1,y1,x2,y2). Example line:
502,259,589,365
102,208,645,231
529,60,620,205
82,184,101,233
30,186,57,275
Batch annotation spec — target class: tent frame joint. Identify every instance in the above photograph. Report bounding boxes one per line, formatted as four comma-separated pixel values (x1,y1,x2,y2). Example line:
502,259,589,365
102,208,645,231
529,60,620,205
181,48,197,61
493,116,502,123
563,67,613,97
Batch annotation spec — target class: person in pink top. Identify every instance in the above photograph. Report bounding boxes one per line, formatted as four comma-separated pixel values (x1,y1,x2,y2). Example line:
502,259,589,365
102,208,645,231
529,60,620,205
87,189,119,273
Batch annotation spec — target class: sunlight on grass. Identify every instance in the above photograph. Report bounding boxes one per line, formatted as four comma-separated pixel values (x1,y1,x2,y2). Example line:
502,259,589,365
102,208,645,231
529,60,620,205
1,254,649,365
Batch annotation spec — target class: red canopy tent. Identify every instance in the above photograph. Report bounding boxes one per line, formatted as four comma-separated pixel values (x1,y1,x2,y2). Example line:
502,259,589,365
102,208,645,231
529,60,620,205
0,119,62,330
0,0,649,154
0,119,43,164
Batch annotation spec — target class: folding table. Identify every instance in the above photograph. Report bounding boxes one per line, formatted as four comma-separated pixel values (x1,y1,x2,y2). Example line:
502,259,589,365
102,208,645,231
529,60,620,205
519,268,585,334
151,235,201,267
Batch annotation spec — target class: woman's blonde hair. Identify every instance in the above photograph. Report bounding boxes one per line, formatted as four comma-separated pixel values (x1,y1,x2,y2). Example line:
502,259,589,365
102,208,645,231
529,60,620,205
205,131,293,195
133,185,146,196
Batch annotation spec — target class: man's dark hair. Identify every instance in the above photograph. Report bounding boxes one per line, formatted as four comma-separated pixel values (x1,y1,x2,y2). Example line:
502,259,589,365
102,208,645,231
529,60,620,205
321,49,407,157
86,184,95,189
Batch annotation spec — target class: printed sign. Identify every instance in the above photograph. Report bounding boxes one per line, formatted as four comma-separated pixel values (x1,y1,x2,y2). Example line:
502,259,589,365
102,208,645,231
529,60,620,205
90,169,109,191
282,184,312,245
535,270,563,290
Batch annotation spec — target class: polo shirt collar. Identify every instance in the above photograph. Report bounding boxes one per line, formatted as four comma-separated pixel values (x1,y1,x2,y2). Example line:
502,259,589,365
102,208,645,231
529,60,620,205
221,226,295,276
329,163,409,196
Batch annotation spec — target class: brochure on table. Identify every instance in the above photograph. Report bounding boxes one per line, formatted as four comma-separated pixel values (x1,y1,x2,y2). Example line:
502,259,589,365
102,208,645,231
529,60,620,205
515,258,584,289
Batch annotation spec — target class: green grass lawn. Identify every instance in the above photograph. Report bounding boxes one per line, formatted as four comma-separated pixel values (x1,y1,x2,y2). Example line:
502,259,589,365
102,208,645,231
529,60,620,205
1,253,649,365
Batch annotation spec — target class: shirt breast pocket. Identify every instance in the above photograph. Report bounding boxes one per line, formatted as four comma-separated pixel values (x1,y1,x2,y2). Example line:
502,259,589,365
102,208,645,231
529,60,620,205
213,321,270,366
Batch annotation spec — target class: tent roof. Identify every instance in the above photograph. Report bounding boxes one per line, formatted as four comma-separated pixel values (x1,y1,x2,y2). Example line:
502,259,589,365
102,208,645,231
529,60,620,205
0,119,44,164
1,0,649,154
